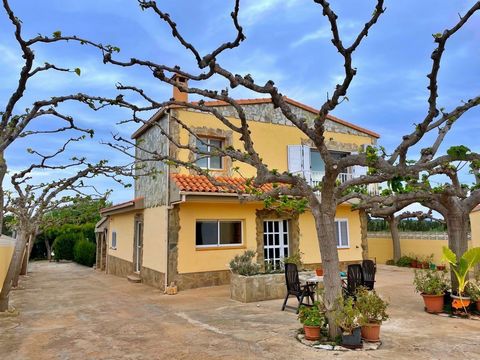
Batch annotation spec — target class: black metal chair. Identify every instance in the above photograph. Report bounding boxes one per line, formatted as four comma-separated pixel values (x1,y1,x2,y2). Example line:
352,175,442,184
345,264,364,297
281,263,316,313
362,259,376,290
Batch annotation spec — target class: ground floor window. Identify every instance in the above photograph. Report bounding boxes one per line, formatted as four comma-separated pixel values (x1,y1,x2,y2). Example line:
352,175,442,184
196,220,243,247
335,219,349,248
263,220,289,269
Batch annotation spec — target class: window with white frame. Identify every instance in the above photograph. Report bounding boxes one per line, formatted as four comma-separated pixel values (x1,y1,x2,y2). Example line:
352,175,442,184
196,220,242,247
196,137,223,169
334,219,349,248
111,231,117,249
263,219,289,269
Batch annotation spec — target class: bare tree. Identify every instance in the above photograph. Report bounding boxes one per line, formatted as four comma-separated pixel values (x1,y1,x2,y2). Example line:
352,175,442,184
0,135,129,311
61,0,480,337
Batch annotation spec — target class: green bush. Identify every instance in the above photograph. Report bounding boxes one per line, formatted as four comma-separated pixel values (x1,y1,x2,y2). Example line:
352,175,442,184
73,239,96,267
413,269,449,295
229,250,260,276
396,255,413,267
52,232,85,261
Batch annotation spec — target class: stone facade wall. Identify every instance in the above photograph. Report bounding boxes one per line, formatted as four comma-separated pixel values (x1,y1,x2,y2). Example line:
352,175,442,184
187,103,375,141
175,270,231,290
141,266,165,289
135,114,169,208
107,255,133,278
230,272,287,303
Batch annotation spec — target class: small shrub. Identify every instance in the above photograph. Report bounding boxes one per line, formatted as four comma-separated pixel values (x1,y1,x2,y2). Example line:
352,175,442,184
413,269,449,295
396,255,413,267
229,250,260,276
335,297,362,335
355,287,389,324
73,239,96,267
52,232,85,261
385,259,395,266
298,303,326,327
283,250,304,269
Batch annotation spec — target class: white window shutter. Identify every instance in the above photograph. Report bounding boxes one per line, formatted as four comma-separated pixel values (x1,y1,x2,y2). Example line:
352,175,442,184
287,145,303,175
302,145,311,184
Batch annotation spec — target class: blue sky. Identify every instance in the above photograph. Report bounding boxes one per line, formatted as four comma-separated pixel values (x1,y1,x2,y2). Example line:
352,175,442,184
1,0,480,205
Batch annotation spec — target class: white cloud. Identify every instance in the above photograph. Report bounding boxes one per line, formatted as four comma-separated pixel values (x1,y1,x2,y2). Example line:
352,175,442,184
241,0,299,25
291,27,330,48
291,20,360,48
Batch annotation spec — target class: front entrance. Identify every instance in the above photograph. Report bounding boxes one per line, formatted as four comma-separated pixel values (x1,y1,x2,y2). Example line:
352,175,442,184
263,220,289,269
133,219,143,274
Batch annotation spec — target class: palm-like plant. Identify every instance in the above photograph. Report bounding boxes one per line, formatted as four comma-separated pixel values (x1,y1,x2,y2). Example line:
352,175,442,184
442,246,480,298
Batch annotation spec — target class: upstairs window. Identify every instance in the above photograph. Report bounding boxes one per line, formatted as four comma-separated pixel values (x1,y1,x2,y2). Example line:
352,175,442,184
334,219,349,248
196,137,223,169
196,220,243,247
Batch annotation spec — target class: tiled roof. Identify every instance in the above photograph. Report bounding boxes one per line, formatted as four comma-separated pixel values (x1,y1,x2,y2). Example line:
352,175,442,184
100,197,144,215
472,204,480,213
171,174,275,194
131,96,380,139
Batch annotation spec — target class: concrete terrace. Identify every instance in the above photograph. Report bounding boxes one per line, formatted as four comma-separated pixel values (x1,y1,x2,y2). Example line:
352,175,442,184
1,262,479,360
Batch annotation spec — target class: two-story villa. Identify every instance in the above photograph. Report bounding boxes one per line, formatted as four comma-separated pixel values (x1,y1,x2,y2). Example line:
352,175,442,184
96,76,380,290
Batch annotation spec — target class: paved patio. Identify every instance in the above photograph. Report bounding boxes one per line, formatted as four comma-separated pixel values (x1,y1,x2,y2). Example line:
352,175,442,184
1,262,479,360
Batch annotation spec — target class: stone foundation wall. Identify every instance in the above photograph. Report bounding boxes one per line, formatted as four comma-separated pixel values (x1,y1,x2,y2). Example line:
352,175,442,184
141,266,166,289
175,270,231,290
230,273,288,303
107,255,133,278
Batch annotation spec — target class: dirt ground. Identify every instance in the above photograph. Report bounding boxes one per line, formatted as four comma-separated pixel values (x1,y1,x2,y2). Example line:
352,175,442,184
0,262,479,360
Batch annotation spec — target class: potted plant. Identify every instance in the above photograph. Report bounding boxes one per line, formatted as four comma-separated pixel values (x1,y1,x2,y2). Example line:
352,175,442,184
335,297,362,348
410,255,418,268
355,287,389,342
442,246,480,311
298,303,325,341
315,267,324,276
413,268,449,313
436,264,446,271
466,280,480,312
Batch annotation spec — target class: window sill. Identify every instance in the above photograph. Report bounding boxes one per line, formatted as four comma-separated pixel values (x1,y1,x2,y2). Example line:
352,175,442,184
109,247,117,250
196,245,245,251
337,246,350,250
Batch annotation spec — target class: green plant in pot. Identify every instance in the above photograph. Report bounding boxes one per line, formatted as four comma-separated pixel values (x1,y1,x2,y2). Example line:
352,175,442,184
413,269,449,313
298,302,325,341
466,279,480,312
335,297,362,348
442,246,480,311
355,287,389,342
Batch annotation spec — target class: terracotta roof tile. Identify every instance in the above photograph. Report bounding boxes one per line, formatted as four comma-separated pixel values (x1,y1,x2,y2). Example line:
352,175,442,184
171,174,276,194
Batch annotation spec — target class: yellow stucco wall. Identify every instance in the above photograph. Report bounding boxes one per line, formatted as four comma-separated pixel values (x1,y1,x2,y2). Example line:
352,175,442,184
175,109,375,177
108,211,136,262
470,211,480,249
0,237,15,292
177,201,363,274
299,204,362,264
142,206,168,273
367,236,454,265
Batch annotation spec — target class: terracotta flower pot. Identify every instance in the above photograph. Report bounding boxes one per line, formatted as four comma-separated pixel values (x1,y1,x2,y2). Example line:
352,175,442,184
304,325,321,341
421,293,444,313
411,260,418,268
451,294,471,310
361,323,381,342
315,268,324,276
436,265,445,271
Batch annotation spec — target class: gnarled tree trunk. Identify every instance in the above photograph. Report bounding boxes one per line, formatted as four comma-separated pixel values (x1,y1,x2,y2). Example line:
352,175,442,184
387,215,402,263
444,207,469,291
359,209,369,260
0,228,28,312
310,185,342,339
